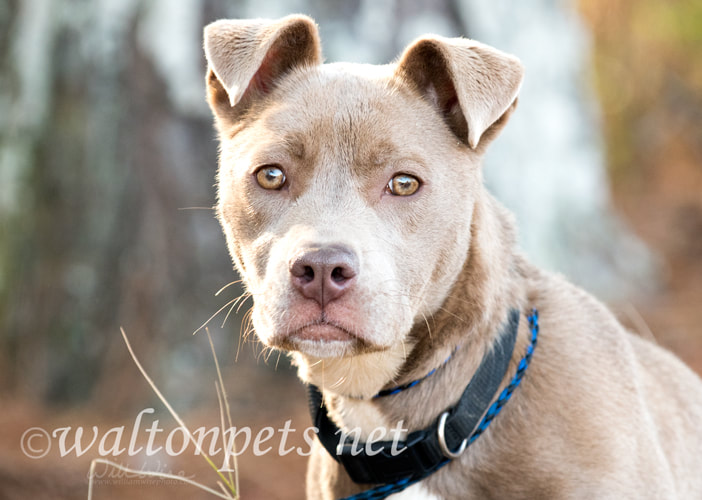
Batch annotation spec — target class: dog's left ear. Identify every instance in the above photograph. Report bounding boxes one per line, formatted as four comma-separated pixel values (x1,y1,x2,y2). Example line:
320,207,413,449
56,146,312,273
395,36,524,150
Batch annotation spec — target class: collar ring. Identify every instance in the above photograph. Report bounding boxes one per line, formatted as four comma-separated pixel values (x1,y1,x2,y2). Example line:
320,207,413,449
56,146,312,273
437,411,467,459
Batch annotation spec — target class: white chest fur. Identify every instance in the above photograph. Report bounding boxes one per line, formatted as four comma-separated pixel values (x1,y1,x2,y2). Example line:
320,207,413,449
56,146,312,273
388,483,443,499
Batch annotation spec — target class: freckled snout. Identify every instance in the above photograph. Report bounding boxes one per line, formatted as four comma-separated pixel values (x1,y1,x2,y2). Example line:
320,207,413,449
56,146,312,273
289,245,358,307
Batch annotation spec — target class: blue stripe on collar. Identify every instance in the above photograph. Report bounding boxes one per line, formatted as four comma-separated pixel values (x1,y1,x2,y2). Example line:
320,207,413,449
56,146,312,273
373,344,461,398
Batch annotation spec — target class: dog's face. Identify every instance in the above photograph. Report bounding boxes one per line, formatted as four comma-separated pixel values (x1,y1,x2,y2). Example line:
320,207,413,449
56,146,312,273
204,16,523,393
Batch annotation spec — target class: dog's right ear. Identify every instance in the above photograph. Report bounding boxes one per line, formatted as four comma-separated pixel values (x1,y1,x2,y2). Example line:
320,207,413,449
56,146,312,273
203,15,322,127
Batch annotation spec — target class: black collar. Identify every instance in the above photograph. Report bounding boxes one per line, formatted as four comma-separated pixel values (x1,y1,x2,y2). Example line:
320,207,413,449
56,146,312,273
307,308,526,487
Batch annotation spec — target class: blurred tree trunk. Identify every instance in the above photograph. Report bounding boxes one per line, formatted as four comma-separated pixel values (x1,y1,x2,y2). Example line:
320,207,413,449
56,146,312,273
0,0,236,410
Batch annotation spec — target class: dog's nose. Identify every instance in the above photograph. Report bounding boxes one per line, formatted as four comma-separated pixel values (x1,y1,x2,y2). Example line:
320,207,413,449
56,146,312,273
289,245,358,307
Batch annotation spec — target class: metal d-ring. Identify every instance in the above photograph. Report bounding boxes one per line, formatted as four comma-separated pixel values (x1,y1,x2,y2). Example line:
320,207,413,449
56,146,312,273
437,411,468,459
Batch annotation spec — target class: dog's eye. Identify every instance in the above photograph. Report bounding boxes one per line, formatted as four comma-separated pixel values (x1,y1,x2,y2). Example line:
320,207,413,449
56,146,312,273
387,174,420,196
255,165,286,190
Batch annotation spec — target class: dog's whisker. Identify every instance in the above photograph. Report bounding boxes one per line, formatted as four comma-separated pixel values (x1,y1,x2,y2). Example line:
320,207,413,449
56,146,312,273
235,294,255,314
435,306,468,325
420,312,433,340
221,292,251,328
255,342,271,363
214,279,244,297
193,298,238,336
263,347,275,364
329,376,347,389
236,308,255,362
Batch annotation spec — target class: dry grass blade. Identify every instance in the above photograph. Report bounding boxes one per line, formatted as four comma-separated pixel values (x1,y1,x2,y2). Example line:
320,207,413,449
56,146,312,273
117,328,236,495
207,327,240,497
215,382,234,487
87,458,233,500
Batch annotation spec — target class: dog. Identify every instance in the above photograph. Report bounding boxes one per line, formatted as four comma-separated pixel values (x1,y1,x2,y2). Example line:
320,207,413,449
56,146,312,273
203,15,702,499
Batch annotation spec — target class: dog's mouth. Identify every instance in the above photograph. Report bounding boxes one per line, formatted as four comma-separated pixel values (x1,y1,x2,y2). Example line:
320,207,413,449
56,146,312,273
290,321,356,342
271,319,378,358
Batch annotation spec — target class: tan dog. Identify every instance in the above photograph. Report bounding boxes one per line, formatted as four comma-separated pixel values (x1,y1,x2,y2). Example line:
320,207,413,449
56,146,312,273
203,15,702,499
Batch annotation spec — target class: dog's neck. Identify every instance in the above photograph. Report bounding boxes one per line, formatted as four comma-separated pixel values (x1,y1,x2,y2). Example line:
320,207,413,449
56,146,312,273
299,191,529,438
393,192,524,389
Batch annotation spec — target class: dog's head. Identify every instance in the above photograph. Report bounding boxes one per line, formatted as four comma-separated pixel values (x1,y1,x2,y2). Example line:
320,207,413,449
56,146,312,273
204,15,523,396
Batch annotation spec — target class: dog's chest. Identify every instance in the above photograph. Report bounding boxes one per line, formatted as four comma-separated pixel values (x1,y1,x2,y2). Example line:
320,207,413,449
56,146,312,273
330,397,397,440
388,483,443,499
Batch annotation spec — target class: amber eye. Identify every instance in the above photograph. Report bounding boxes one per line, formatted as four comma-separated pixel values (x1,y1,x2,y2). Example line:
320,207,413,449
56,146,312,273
387,174,420,196
255,165,286,190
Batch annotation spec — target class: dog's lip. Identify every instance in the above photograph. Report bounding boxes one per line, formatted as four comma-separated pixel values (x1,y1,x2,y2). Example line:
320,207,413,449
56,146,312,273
271,319,385,357
288,321,356,342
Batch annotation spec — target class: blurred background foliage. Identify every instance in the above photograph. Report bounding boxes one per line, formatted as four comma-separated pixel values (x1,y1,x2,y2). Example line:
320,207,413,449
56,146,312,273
583,0,702,189
581,0,702,370
0,0,700,497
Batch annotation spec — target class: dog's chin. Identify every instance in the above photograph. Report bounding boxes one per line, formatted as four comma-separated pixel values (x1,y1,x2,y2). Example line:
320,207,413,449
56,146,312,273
270,323,381,358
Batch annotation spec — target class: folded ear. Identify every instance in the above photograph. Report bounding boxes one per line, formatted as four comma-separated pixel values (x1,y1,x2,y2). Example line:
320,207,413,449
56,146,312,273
395,35,524,150
203,15,322,125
